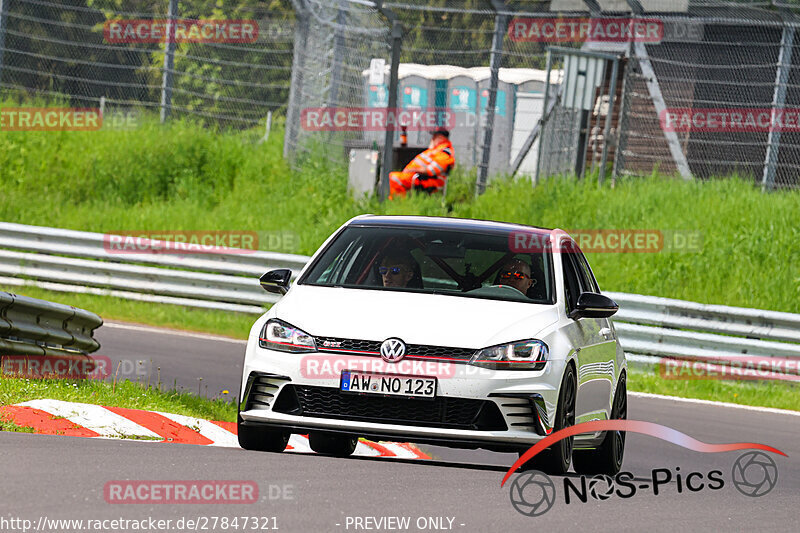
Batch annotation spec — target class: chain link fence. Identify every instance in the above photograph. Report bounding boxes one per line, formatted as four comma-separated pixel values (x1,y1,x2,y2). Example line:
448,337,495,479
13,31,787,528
285,0,800,191
617,2,800,189
0,0,294,129
285,0,559,196
2,1,800,189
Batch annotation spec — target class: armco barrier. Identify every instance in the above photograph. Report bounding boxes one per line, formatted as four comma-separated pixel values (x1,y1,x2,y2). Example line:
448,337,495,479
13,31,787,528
0,223,798,376
606,292,800,344
0,290,103,378
0,222,310,313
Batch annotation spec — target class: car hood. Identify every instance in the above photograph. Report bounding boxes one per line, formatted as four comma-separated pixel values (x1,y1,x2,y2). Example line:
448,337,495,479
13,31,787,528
273,284,560,349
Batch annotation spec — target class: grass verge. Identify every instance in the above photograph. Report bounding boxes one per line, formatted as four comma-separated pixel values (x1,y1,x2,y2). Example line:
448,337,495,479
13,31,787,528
628,368,800,411
1,119,798,312
0,376,237,434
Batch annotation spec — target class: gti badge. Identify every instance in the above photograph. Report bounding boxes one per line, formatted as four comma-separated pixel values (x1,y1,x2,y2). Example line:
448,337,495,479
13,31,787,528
380,338,406,363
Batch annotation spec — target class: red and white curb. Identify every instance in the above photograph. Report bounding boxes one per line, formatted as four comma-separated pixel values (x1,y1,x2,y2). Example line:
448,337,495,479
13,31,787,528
0,399,431,460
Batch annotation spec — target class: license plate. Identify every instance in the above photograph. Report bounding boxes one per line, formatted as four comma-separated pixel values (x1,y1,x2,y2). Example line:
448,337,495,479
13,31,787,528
340,371,436,399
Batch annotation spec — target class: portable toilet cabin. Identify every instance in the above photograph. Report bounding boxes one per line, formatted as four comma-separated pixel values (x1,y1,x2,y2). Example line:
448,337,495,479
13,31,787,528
362,63,550,178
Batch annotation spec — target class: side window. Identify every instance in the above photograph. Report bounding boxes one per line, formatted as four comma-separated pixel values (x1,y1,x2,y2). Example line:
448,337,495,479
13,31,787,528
576,252,600,293
561,249,581,312
574,251,599,293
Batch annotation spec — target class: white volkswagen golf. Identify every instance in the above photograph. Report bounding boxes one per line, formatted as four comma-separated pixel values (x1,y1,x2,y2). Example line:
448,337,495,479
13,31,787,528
238,215,627,474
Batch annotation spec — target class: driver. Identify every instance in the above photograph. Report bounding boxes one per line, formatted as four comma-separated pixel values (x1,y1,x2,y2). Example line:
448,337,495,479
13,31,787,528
496,258,533,296
378,251,418,288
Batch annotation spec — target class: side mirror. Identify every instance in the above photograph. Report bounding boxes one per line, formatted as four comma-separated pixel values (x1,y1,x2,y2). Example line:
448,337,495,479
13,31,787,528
259,269,292,295
569,292,619,320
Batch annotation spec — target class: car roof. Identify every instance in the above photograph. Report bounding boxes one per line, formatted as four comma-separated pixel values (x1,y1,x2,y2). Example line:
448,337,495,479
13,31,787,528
347,215,555,235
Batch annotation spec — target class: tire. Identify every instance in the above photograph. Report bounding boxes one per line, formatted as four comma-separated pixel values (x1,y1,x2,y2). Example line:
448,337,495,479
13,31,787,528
308,432,359,457
573,374,627,476
237,415,290,453
519,363,576,475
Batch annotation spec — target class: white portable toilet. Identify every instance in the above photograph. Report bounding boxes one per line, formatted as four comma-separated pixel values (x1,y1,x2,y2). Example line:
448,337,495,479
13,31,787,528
511,71,552,176
398,73,436,147
447,74,480,168
476,75,515,176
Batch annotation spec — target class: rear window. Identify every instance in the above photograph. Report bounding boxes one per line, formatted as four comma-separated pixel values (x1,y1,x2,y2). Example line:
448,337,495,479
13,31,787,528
299,225,555,304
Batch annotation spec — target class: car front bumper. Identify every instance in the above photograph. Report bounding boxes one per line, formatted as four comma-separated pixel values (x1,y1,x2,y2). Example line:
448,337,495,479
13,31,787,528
239,347,569,451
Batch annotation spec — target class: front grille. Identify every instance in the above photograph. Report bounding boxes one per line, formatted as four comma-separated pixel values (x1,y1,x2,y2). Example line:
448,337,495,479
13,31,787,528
314,336,476,361
406,343,475,360
273,385,507,431
315,337,381,354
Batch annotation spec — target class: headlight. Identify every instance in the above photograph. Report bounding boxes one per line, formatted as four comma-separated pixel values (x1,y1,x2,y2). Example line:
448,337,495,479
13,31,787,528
259,319,317,353
469,339,549,370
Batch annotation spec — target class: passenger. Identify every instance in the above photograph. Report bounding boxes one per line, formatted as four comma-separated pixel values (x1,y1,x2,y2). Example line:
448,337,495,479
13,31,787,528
378,252,418,288
496,258,533,296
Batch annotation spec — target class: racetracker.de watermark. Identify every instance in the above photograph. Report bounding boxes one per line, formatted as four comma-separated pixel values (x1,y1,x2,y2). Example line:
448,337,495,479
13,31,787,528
300,108,456,132
300,356,459,379
508,18,663,43
660,108,800,132
0,108,101,131
658,358,800,382
103,19,258,43
509,230,703,254
2,355,106,380
104,481,259,504
103,231,259,255
0,355,149,380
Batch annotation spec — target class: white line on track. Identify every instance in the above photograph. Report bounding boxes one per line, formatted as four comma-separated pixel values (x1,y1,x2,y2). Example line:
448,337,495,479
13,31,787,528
630,391,800,417
103,321,247,344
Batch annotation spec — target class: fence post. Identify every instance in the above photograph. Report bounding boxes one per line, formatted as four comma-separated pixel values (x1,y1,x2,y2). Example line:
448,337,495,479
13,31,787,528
534,50,553,186
379,20,402,203
0,0,7,86
762,22,794,191
612,40,635,185
160,0,178,123
327,0,346,107
598,57,619,184
285,1,310,159
476,0,508,196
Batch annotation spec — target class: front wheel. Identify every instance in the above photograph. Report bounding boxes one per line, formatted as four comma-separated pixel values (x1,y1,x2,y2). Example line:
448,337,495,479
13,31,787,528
573,374,627,476
237,416,290,453
308,432,359,457
519,363,576,475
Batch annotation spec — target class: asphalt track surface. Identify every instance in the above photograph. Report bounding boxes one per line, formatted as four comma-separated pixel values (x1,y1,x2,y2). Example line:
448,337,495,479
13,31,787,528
1,322,797,532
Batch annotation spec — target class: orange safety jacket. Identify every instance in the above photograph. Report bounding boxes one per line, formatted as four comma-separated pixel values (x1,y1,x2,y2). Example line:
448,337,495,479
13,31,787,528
405,139,455,182
389,139,455,198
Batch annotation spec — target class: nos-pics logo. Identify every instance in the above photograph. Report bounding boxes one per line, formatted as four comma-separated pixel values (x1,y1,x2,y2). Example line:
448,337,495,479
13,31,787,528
509,451,779,517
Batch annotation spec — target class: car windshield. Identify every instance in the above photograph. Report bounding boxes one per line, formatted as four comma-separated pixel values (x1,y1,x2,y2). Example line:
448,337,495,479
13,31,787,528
299,225,555,304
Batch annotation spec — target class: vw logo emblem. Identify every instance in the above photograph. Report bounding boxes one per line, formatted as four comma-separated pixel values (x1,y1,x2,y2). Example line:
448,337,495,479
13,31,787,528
380,338,406,363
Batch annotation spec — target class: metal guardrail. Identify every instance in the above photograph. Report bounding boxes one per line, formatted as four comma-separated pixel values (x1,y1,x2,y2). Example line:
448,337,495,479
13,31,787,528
0,223,798,377
0,222,310,314
607,292,800,379
607,292,800,344
0,290,103,357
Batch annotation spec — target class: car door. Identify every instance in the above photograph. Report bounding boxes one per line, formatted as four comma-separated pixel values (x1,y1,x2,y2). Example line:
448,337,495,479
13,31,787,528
563,245,617,424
